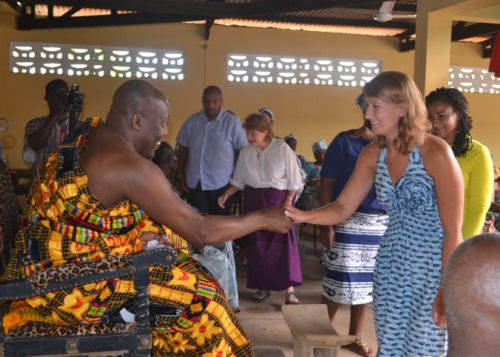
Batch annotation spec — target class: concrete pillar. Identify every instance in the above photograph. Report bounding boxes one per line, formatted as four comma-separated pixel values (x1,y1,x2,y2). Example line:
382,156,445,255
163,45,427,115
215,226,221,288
414,0,500,95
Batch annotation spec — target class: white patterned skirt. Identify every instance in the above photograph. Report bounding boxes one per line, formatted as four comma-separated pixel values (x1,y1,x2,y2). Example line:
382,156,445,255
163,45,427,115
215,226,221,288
321,211,388,305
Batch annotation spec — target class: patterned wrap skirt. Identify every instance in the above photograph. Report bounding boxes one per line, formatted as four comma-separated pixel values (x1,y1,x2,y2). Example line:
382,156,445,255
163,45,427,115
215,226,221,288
321,211,388,305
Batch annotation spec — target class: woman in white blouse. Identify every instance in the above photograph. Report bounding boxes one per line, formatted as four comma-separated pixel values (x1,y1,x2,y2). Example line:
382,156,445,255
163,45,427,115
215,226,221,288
218,113,304,304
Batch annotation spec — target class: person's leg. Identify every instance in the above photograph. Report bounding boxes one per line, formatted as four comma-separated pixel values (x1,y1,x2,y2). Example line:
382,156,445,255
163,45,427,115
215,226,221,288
321,294,340,322
343,303,373,357
185,181,210,214
285,286,299,304
252,289,270,301
349,303,368,339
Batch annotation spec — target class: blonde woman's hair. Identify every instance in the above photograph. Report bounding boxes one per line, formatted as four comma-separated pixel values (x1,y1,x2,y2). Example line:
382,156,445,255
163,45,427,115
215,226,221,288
243,113,274,141
363,71,429,154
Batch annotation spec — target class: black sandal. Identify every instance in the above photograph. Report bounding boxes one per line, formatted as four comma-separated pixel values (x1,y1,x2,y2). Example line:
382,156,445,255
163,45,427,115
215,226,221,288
252,289,270,302
285,291,299,305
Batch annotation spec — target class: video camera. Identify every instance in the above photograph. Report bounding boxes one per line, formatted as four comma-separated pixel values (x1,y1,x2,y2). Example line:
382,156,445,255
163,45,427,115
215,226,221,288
66,83,85,112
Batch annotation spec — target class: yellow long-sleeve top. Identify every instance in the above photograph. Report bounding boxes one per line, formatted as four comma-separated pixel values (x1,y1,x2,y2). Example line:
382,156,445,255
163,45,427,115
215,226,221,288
456,139,493,239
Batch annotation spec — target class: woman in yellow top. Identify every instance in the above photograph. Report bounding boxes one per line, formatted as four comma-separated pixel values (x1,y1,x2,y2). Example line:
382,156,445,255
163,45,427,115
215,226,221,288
426,87,493,239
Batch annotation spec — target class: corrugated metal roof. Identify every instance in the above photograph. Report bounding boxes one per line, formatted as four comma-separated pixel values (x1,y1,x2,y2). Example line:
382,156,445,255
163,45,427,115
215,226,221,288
203,19,407,37
10,1,497,54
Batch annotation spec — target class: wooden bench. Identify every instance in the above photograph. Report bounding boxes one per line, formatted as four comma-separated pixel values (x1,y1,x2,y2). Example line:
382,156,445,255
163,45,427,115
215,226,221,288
282,304,356,357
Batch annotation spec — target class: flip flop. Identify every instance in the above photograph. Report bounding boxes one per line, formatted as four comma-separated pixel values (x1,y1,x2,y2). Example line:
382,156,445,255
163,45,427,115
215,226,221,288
342,339,373,357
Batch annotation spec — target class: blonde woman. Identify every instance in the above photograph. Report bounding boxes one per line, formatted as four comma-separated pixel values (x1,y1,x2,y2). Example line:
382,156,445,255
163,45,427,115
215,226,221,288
285,72,463,356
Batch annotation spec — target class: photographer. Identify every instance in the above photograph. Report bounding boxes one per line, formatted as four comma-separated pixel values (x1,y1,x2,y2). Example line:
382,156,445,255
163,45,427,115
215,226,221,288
22,79,84,176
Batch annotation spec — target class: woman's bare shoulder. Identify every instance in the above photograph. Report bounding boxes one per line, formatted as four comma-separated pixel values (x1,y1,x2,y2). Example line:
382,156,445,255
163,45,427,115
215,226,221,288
360,141,381,159
358,142,381,170
421,134,451,158
420,134,456,173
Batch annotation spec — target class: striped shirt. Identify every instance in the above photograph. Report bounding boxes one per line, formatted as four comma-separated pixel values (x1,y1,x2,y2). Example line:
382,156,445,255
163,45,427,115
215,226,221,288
22,116,79,175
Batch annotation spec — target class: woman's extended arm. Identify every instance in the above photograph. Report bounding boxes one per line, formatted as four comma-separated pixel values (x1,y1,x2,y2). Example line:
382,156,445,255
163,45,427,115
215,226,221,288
285,144,378,226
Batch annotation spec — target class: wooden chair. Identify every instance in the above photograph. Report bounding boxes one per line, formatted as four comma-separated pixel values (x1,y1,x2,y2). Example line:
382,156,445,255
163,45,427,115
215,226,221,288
0,246,177,357
282,304,355,357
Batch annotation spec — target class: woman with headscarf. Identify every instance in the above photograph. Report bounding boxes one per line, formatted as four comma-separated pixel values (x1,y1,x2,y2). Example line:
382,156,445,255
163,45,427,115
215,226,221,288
296,139,327,211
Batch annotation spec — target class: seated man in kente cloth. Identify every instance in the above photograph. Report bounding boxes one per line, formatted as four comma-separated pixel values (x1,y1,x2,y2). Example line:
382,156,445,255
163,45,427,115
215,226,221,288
1,80,291,356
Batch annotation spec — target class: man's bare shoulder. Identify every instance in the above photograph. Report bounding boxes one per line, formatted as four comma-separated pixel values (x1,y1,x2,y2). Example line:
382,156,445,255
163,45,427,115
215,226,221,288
80,129,152,206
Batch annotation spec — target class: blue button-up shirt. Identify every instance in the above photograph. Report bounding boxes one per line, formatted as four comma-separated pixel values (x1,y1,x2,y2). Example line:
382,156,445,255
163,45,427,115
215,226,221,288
176,109,248,190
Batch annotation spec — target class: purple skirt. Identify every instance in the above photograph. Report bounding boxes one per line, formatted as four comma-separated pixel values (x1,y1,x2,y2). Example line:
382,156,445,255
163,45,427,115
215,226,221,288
243,186,303,291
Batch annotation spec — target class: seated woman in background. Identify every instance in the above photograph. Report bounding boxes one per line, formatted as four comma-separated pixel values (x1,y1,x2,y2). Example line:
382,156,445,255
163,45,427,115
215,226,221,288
426,87,493,239
284,133,307,169
303,139,327,183
296,139,327,211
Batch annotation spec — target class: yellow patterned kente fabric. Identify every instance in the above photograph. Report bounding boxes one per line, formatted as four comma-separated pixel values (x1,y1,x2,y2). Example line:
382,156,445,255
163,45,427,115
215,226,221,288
1,118,255,356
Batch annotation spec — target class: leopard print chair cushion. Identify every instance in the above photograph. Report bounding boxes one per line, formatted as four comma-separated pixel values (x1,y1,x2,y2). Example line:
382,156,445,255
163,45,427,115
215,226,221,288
7,322,133,337
29,254,131,290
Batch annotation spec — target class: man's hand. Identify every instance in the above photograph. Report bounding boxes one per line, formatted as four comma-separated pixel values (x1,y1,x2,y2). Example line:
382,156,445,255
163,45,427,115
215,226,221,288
260,207,293,233
320,225,335,249
139,232,170,245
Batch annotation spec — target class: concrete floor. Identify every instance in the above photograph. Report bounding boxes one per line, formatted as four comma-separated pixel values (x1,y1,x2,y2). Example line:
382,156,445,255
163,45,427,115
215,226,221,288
235,224,378,357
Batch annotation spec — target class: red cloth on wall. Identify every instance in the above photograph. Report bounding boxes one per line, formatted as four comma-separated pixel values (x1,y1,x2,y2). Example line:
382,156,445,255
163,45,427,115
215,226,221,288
488,29,500,78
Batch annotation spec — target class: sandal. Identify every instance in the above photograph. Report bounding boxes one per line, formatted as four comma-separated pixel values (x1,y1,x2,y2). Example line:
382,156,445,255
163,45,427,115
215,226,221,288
285,291,300,305
252,289,270,302
342,339,373,357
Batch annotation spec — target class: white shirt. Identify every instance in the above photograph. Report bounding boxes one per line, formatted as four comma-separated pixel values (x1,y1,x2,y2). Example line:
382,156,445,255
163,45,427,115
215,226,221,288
231,138,303,191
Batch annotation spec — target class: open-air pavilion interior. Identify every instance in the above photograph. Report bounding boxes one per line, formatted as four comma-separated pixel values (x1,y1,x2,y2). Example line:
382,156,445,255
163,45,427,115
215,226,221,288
0,1,500,356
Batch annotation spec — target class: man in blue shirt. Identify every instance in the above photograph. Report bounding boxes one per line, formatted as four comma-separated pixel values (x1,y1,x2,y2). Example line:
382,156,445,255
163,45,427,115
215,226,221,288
176,85,247,312
176,85,247,214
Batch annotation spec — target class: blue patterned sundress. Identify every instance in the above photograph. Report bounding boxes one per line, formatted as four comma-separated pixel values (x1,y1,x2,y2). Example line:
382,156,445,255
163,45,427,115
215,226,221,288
374,146,447,357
